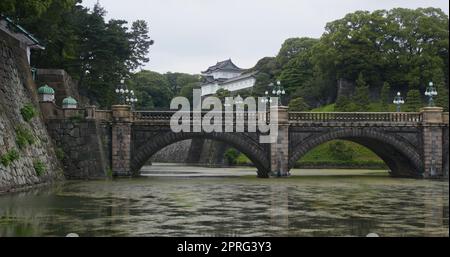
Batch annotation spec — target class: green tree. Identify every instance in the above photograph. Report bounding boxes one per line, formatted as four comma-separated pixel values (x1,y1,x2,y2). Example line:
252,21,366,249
276,37,319,68
405,89,423,112
179,82,199,103
353,73,370,111
288,97,310,111
128,20,154,71
335,95,358,112
380,82,391,111
0,0,54,21
435,83,449,111
328,141,354,161
128,70,173,110
224,148,240,165
309,7,448,106
214,88,231,103
2,1,154,107
166,72,200,95
248,57,282,97
385,8,449,89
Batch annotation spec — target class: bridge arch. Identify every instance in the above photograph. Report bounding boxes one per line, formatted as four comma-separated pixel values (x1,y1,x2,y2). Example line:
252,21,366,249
130,131,270,177
289,128,424,177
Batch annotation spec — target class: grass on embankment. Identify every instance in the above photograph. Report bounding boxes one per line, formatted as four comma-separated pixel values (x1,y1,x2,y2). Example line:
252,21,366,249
311,103,399,112
235,140,386,169
296,140,386,169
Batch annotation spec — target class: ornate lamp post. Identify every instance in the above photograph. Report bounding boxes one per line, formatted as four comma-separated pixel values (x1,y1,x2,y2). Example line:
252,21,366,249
115,79,128,105
425,81,438,107
261,90,273,108
271,81,286,106
114,79,138,109
262,81,285,107
424,81,438,176
393,92,405,112
126,90,138,111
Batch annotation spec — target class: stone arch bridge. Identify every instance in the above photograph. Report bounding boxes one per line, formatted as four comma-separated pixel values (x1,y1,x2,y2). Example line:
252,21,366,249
42,103,449,179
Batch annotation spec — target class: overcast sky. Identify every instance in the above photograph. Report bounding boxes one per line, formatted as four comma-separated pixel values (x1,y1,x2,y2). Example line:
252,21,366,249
82,0,449,74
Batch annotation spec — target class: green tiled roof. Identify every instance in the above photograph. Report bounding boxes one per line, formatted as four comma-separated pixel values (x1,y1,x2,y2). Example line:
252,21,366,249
37,84,55,94
62,96,77,105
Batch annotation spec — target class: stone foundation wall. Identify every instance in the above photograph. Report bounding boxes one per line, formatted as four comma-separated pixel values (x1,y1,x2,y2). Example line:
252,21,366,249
45,119,111,179
443,126,449,178
0,29,64,192
150,138,230,166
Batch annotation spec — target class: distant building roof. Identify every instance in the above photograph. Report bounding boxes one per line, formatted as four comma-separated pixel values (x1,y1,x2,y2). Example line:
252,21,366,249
218,71,258,86
201,71,258,87
0,14,45,50
202,59,244,74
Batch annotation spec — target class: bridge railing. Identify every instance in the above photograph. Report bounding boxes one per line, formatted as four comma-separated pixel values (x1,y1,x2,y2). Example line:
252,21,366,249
133,110,426,124
133,111,269,123
288,112,423,123
94,110,112,121
133,111,174,121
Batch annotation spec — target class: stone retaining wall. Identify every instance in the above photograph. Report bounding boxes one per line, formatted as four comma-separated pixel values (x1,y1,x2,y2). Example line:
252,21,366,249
0,29,64,192
45,119,111,179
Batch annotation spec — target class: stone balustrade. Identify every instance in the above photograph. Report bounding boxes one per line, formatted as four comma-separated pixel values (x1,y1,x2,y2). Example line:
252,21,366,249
132,110,268,124
41,101,449,127
288,112,424,124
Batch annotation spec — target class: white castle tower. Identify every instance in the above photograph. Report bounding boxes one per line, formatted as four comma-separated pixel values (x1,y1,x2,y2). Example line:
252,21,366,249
200,59,257,96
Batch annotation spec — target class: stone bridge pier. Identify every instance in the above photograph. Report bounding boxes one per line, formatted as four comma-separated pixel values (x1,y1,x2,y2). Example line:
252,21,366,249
421,107,448,178
111,105,132,176
270,106,290,177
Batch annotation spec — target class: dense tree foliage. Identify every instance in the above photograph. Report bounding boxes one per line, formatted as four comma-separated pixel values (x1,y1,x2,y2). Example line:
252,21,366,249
352,73,371,111
166,72,200,96
2,4,448,111
288,97,309,111
127,71,200,110
1,0,154,107
435,83,449,111
253,7,448,111
214,88,232,103
405,89,423,112
380,82,391,111
127,71,172,110
0,0,54,21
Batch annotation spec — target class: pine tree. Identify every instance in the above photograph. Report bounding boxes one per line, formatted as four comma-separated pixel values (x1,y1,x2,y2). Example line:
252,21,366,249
353,73,370,111
435,83,449,111
380,82,391,111
405,89,423,112
335,95,358,112
288,97,310,111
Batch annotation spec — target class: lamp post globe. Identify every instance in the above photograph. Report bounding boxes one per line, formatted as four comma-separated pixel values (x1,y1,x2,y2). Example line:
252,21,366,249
425,81,438,107
393,91,405,112
115,78,137,106
264,80,286,106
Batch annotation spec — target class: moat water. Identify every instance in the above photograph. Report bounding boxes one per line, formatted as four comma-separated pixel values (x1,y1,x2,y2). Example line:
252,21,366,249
0,164,448,237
